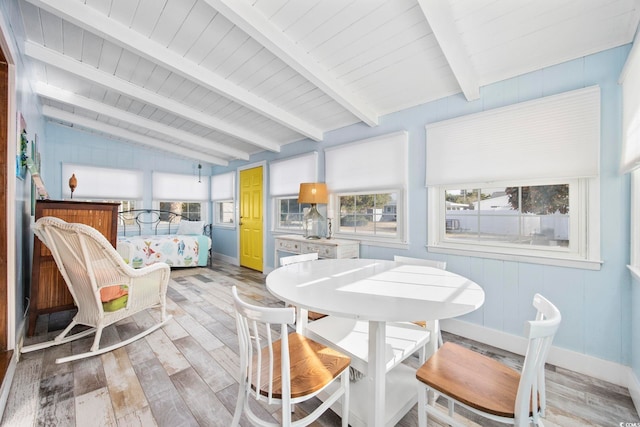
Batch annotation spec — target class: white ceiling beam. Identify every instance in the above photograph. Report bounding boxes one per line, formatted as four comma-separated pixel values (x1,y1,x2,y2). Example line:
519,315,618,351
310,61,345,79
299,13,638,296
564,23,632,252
24,41,281,153
42,105,229,166
417,0,480,101
25,0,323,141
203,0,380,127
35,83,250,161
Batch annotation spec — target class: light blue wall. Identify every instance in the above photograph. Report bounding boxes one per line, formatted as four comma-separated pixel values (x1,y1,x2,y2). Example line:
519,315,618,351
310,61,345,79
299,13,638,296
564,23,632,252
1,0,47,333
39,43,633,366
211,45,633,366
42,124,211,206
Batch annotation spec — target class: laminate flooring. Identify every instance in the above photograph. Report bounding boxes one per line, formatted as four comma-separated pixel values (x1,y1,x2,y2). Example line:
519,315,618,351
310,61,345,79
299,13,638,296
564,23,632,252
2,259,638,426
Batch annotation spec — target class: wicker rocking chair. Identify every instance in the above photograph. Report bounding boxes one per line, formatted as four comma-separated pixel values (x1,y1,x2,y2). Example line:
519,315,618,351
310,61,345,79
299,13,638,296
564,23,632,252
21,216,172,364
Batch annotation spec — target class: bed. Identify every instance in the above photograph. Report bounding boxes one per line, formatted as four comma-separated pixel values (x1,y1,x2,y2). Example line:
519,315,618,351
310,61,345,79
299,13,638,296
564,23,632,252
116,209,211,268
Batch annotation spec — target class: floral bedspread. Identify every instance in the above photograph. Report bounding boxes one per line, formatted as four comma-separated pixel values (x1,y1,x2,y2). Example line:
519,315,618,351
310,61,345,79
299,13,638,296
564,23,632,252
117,234,211,268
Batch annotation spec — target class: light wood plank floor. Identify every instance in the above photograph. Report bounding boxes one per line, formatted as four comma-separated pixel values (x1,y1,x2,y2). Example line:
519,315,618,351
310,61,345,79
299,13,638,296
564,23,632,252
2,259,638,426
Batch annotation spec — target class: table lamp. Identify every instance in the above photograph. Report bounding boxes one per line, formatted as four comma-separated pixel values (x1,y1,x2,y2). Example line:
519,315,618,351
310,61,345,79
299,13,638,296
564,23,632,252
298,182,328,239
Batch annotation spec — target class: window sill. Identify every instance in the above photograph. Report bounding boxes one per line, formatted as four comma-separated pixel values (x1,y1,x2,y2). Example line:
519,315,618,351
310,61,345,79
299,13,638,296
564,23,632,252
628,265,640,282
427,244,602,270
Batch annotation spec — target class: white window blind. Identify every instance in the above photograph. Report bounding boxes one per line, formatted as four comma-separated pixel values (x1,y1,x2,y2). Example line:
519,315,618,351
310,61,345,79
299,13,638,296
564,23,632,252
620,42,640,173
425,86,601,186
211,172,235,201
269,152,318,196
61,164,142,199
325,131,408,192
152,172,208,201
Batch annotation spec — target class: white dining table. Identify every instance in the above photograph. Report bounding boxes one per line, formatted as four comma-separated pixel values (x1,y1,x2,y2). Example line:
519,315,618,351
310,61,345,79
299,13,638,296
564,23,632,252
266,258,485,427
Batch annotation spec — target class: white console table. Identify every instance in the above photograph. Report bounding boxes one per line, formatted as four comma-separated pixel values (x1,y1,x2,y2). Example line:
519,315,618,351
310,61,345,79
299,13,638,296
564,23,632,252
274,234,359,266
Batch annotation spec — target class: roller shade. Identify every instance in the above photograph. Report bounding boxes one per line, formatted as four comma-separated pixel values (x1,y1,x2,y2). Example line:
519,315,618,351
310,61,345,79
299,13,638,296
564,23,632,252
325,131,408,192
269,152,318,196
61,164,142,199
620,42,640,173
152,172,208,201
211,172,235,200
426,86,600,186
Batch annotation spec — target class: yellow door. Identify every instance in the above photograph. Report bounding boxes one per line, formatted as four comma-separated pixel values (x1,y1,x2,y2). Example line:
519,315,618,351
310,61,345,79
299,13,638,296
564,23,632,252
239,166,263,271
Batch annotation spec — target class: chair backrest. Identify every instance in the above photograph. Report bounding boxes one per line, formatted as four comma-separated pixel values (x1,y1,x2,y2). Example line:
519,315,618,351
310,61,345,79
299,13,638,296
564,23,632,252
514,293,561,424
394,255,447,270
280,252,319,266
232,286,296,405
33,216,137,313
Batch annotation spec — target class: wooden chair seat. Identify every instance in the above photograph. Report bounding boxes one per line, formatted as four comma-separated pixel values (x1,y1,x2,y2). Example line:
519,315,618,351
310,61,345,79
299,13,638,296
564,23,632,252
253,332,350,399
416,342,530,418
232,286,351,426
416,294,560,427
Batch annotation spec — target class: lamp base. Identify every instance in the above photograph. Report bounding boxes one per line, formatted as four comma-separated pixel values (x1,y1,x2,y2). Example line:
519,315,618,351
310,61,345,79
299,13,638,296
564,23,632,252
303,204,325,239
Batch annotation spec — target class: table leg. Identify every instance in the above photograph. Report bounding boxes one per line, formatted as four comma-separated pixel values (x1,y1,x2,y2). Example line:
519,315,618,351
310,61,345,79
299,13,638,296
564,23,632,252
295,308,309,334
368,320,386,427
425,319,439,405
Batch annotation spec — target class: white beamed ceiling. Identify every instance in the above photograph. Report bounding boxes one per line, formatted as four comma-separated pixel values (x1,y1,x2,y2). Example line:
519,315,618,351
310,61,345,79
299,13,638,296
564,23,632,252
15,0,640,165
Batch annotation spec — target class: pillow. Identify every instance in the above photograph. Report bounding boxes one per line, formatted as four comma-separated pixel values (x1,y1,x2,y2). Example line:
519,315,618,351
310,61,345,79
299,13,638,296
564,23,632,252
100,285,128,302
177,220,205,235
103,295,128,312
100,285,129,312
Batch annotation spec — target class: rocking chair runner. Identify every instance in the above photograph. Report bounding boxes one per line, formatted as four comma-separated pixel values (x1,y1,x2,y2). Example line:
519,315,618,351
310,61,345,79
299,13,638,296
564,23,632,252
21,216,172,364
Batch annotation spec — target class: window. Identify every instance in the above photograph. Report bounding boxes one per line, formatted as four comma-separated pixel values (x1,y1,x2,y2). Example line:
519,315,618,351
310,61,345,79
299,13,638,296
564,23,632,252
211,172,235,227
621,40,640,277
270,152,318,233
215,201,235,225
326,131,408,246
443,184,570,246
159,202,202,221
119,200,137,212
426,87,601,269
337,192,398,237
277,198,310,230
153,172,208,225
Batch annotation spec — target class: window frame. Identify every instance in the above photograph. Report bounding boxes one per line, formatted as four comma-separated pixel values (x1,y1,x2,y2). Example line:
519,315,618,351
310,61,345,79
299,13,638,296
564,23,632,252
273,196,310,234
332,188,406,248
152,201,208,229
427,178,601,270
213,199,236,228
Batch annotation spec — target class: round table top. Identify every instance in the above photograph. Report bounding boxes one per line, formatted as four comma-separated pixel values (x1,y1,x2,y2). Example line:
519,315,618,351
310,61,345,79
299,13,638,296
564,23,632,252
266,258,485,322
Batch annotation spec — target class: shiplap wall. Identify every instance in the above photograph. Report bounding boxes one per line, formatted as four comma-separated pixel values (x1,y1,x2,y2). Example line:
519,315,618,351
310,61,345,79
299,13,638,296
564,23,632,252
209,45,632,369
44,45,632,375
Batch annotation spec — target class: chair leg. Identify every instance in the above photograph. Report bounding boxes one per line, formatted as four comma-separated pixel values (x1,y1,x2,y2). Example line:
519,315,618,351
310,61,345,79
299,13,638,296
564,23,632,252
90,325,104,352
54,315,173,364
21,321,96,354
341,370,349,427
282,396,292,426
418,384,427,427
231,386,244,427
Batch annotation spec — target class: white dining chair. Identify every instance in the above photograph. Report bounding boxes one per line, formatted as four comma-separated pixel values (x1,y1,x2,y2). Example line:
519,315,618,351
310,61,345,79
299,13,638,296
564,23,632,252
280,252,327,323
230,286,351,427
393,255,447,347
415,293,561,427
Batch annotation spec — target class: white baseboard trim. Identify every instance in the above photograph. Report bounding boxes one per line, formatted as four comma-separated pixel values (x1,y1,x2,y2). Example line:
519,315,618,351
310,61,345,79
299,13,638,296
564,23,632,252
441,318,630,388
629,369,640,418
211,252,237,266
0,320,24,421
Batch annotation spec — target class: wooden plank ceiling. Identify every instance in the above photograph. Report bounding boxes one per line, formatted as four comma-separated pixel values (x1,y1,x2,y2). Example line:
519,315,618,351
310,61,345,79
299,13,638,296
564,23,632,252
16,0,640,165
